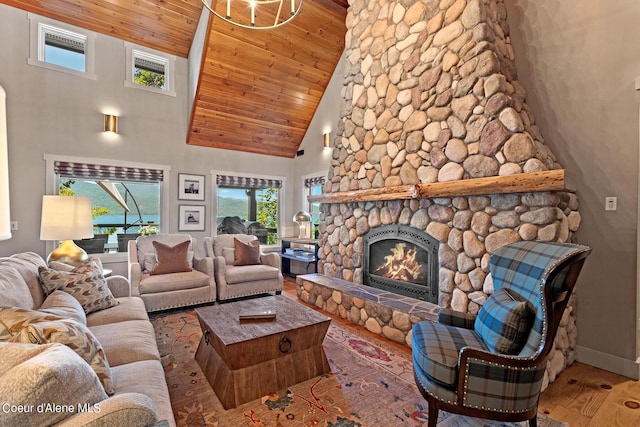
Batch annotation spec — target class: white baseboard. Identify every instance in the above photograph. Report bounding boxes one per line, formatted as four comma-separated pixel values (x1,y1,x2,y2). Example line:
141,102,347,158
576,345,639,380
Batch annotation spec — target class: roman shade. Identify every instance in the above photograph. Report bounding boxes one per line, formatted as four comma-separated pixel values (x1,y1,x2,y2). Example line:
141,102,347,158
304,176,325,187
54,161,163,183
216,174,282,189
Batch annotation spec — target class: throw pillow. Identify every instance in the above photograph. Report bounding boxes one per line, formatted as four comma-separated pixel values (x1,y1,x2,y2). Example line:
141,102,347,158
39,259,118,314
151,240,192,275
0,307,114,395
222,247,235,265
47,260,75,272
142,250,194,273
141,252,158,272
233,238,261,266
474,288,533,355
10,320,114,395
49,256,104,272
39,290,87,325
0,307,63,342
0,342,108,427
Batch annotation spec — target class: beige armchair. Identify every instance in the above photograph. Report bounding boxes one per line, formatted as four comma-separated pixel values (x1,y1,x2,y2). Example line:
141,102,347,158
203,234,282,301
128,234,216,312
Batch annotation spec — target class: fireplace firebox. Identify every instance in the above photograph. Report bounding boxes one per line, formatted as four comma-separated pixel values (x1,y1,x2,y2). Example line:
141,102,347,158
363,225,439,303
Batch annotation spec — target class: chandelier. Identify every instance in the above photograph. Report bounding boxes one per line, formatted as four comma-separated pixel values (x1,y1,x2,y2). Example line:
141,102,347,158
201,0,304,30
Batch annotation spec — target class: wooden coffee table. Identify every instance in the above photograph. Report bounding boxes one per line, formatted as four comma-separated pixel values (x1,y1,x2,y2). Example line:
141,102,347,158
194,296,331,409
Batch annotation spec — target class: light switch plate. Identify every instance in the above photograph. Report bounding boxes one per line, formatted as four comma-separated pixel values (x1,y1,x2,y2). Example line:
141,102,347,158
605,197,617,211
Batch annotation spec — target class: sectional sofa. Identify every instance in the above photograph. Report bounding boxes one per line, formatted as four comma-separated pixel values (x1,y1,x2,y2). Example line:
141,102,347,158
0,252,175,427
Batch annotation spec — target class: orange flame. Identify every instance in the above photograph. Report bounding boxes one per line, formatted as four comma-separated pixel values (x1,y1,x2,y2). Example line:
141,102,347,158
373,242,425,283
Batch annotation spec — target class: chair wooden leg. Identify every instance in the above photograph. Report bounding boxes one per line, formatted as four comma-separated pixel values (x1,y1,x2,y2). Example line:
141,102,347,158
427,396,439,427
528,415,537,427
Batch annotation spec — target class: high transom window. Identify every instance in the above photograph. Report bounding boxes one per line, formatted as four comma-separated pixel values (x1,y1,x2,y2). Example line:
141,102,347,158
28,15,96,79
125,42,176,96
41,24,86,72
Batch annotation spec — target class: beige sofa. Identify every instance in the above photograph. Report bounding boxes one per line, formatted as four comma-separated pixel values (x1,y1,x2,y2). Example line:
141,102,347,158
203,234,282,301
128,234,216,312
0,252,175,427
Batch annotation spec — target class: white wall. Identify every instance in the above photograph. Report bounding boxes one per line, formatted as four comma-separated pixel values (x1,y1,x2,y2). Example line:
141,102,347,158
0,5,295,274
293,51,346,214
505,0,640,378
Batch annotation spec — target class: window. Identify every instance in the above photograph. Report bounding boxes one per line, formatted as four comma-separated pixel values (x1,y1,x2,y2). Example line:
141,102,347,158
133,51,167,90
215,174,283,245
28,15,96,79
304,175,325,238
125,42,176,96
42,25,86,71
45,156,170,255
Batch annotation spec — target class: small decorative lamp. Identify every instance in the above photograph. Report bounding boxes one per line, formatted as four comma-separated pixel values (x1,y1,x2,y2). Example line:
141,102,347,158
323,132,330,149
0,85,11,241
104,114,118,134
293,211,311,239
40,196,94,266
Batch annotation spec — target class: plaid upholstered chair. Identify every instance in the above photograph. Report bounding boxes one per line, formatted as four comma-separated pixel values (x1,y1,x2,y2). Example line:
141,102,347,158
412,241,591,427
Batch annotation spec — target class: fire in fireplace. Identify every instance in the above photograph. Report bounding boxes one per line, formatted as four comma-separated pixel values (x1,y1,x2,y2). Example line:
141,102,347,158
363,225,438,303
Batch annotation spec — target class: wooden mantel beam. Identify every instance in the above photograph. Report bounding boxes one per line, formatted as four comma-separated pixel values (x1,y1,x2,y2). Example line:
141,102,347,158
308,170,567,204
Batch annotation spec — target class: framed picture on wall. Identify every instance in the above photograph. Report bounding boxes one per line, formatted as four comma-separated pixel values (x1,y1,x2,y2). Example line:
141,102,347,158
178,205,205,231
178,173,205,201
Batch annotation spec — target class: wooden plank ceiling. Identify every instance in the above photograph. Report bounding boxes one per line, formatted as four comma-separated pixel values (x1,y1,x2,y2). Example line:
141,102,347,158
1,0,347,158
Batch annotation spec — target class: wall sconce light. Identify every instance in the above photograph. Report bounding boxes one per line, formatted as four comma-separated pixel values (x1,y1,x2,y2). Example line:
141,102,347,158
104,114,118,134
323,132,330,149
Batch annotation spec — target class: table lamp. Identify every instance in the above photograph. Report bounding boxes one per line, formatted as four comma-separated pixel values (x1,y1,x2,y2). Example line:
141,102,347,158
40,195,94,266
293,211,311,239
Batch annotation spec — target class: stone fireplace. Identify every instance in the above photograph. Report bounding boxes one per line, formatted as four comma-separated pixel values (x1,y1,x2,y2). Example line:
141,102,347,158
307,0,583,388
363,224,438,303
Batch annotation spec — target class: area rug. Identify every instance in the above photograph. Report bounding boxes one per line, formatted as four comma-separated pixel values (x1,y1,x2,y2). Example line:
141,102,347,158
151,309,566,427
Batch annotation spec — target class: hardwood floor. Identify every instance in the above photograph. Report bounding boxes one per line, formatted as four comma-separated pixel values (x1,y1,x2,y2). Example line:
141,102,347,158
282,277,640,426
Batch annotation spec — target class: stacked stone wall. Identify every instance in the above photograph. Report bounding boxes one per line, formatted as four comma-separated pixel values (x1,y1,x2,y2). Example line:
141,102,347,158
315,0,584,389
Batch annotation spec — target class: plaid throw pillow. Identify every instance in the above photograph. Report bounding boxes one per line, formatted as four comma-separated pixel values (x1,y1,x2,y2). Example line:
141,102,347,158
39,259,118,314
474,288,533,354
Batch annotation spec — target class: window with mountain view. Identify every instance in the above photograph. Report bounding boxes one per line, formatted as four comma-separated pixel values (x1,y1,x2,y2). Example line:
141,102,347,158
59,179,161,253
51,159,165,254
216,175,281,245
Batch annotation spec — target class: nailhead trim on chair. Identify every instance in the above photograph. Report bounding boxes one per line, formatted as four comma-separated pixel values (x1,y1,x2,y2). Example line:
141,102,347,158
462,358,540,413
147,297,217,312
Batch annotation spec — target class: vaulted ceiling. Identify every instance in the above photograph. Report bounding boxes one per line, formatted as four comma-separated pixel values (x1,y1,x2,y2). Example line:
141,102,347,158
1,0,348,158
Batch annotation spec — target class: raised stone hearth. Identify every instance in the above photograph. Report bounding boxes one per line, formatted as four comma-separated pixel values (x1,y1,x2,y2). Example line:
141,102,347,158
310,0,583,389
296,273,438,346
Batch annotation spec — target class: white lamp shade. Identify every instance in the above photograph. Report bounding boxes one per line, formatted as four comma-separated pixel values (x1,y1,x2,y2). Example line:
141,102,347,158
40,196,94,240
0,85,11,241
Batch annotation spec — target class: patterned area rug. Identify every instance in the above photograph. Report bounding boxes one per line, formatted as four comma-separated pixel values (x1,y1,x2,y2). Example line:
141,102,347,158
150,309,566,427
